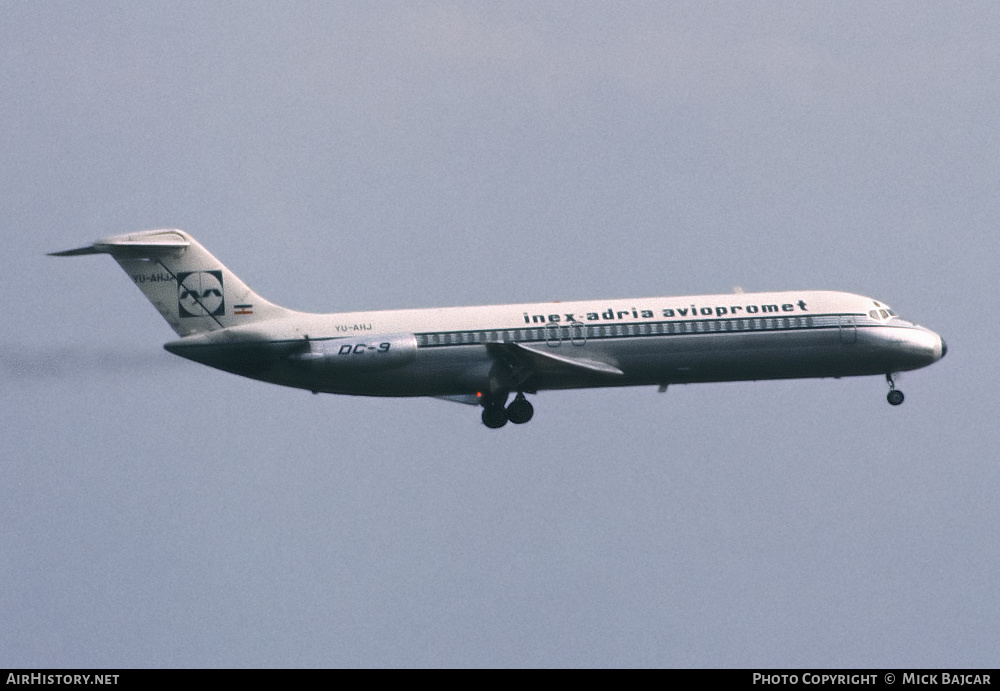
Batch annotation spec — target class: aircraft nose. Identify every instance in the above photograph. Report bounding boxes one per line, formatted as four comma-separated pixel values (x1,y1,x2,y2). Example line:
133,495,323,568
884,326,946,370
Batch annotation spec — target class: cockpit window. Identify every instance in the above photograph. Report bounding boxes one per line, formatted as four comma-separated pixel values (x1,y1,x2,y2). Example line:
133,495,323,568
869,308,899,321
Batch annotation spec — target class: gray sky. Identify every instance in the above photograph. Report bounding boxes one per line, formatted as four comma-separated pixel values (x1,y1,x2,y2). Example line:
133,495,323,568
2,1,997,667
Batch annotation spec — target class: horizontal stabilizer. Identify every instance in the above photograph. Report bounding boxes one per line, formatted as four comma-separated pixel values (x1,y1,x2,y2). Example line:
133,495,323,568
48,246,104,257
49,230,190,258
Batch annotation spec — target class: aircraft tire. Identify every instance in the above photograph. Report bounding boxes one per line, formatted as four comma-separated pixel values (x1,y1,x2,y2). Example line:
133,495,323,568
482,406,509,428
887,390,905,406
507,397,534,425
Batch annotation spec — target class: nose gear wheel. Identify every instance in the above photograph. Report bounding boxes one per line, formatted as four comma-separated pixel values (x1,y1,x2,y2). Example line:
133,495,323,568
886,373,905,406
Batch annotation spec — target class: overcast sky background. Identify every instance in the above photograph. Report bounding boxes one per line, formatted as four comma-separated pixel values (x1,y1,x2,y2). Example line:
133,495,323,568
2,2,997,668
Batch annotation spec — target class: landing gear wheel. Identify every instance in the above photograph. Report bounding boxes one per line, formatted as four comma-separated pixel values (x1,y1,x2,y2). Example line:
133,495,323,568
885,373,904,406
506,395,534,425
482,405,509,429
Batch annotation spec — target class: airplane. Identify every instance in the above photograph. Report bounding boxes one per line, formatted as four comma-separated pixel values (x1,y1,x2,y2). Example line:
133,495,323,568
51,229,946,428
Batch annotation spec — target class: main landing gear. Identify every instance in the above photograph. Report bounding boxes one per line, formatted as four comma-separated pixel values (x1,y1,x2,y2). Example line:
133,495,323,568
481,392,534,428
886,373,905,406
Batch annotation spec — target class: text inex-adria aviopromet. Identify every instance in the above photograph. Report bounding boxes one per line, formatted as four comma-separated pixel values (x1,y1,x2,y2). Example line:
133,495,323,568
523,300,810,324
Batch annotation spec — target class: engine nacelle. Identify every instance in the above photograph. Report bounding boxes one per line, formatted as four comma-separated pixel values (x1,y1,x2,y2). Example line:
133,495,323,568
289,333,418,371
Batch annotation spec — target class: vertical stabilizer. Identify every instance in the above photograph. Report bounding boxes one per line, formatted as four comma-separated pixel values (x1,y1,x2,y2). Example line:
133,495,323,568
50,229,294,336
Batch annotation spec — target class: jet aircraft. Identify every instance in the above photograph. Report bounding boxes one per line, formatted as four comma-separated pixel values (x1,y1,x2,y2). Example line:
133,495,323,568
51,229,946,428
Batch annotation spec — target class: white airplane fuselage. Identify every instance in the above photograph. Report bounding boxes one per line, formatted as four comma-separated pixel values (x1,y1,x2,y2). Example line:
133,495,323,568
52,230,946,427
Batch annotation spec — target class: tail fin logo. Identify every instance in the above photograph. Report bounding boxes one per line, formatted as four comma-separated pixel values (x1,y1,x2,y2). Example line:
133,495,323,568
177,271,225,317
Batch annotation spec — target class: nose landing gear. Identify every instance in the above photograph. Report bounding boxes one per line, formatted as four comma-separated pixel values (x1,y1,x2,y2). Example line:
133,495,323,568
886,373,905,406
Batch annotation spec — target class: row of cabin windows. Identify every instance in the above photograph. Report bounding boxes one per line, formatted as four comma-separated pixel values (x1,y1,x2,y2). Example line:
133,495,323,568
416,316,816,347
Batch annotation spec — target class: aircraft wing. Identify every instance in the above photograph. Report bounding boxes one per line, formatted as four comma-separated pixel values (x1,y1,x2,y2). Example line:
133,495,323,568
432,394,482,406
488,341,624,377
431,344,622,407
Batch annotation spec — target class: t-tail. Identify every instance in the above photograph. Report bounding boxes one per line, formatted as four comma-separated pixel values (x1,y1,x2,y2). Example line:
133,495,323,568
49,229,294,336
